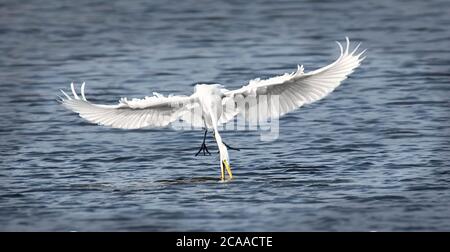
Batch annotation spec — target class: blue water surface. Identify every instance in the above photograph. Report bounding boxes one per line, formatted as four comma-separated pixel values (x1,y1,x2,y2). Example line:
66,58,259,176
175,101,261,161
1,0,450,231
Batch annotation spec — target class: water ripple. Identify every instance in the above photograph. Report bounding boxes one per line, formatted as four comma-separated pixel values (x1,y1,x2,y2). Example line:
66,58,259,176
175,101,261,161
1,0,450,231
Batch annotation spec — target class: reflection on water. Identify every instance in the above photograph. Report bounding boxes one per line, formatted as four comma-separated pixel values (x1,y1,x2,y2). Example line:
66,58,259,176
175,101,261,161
1,0,450,231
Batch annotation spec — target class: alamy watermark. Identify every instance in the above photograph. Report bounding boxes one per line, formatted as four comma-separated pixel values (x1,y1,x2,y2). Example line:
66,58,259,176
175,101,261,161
171,94,280,141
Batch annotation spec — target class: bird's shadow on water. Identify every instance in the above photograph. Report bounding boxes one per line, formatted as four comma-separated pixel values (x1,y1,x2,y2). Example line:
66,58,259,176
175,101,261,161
68,163,330,192
66,178,224,194
155,176,227,186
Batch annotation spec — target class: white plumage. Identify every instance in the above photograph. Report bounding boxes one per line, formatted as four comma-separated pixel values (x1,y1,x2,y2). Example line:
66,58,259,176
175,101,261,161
60,37,365,181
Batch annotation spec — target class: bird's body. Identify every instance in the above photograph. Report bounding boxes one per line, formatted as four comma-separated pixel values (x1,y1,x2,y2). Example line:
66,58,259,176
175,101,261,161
194,84,224,130
60,37,366,181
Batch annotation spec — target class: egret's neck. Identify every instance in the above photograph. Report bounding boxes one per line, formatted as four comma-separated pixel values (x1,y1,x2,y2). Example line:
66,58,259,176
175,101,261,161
215,129,229,158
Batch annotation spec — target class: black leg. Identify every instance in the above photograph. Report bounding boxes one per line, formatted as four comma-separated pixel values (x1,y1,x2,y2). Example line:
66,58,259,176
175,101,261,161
211,131,240,152
223,141,240,151
195,130,211,156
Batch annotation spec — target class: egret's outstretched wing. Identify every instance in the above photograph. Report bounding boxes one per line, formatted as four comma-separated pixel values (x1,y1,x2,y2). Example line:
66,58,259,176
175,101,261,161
223,37,366,123
60,83,196,129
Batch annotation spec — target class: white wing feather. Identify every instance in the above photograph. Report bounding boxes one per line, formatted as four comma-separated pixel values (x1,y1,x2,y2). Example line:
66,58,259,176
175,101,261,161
60,83,195,129
224,37,366,122
60,38,364,129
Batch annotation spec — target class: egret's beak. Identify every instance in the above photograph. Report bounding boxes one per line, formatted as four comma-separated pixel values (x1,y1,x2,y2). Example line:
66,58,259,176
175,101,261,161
223,160,233,180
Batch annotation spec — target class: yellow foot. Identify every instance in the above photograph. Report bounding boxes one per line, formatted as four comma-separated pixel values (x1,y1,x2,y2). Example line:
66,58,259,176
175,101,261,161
222,160,233,180
220,161,225,181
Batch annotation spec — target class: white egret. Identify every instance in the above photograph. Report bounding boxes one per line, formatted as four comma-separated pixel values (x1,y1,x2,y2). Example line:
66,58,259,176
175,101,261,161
60,37,365,181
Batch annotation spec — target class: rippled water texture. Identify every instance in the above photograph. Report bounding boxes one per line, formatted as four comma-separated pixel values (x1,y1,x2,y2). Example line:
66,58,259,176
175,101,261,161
1,0,450,231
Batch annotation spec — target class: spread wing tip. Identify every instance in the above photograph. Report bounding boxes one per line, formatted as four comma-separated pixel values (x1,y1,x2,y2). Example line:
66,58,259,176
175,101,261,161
61,82,88,102
337,37,367,56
